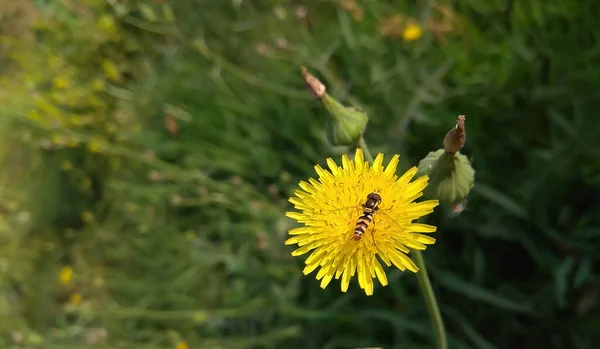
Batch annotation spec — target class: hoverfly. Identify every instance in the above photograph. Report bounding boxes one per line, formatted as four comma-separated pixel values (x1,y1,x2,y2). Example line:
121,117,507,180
315,191,405,249
353,192,381,241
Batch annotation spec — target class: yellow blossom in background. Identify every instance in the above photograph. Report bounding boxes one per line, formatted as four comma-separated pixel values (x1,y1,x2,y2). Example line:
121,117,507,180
69,115,83,126
52,76,70,89
81,211,94,222
403,22,423,41
96,15,117,35
285,149,439,295
68,293,82,305
27,110,42,122
91,78,106,92
101,59,122,82
52,134,66,146
59,266,73,285
81,177,92,190
87,139,103,153
176,341,189,349
61,160,73,171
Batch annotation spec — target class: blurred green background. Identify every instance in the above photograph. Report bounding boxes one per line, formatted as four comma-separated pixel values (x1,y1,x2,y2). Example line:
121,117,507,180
1,0,600,348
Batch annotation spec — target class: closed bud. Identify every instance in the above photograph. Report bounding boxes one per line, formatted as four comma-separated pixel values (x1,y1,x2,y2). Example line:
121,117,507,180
443,115,466,153
323,94,369,146
417,150,474,206
301,67,368,147
301,66,325,98
417,115,474,206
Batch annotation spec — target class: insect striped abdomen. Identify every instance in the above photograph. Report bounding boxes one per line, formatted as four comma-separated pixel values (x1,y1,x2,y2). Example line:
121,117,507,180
353,214,375,240
352,192,382,241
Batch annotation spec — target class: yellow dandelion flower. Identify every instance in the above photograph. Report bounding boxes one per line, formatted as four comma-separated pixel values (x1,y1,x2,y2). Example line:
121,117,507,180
285,148,439,295
176,341,189,349
68,293,82,305
402,22,423,41
61,160,73,171
81,211,94,222
59,266,73,285
70,115,83,126
91,78,106,92
87,140,102,153
52,134,65,146
101,59,121,82
81,177,93,190
52,76,70,89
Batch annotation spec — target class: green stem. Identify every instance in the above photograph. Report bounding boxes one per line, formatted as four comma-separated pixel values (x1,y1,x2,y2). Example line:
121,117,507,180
358,137,374,162
413,250,447,349
358,136,447,349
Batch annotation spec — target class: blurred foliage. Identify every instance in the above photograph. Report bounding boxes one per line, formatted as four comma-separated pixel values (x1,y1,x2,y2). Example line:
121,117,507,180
1,0,600,348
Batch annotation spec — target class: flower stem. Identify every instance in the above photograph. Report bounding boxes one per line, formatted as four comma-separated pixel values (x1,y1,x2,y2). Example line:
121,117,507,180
413,249,447,349
358,137,374,162
358,137,447,349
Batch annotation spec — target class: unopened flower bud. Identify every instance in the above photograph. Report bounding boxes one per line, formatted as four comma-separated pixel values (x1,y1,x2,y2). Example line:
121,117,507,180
301,66,325,98
301,66,368,146
323,95,369,146
417,115,474,206
443,115,466,153
417,149,474,206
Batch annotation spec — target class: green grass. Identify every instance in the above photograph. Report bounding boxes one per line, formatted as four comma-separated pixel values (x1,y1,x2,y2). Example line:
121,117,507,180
1,0,600,348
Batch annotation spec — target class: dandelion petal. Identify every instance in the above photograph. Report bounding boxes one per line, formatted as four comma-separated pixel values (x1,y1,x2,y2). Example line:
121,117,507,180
374,258,388,286
384,155,400,178
407,223,437,233
320,267,335,289
303,262,320,275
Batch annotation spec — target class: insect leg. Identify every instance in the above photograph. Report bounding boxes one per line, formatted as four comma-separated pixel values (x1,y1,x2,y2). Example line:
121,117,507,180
370,216,378,251
378,210,405,234
316,204,362,216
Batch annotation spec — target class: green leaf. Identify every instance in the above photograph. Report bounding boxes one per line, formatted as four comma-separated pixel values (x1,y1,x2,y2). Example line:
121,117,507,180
436,272,534,314
445,307,499,349
162,4,175,22
574,258,592,288
139,4,158,22
473,184,529,220
337,8,357,51
554,257,574,309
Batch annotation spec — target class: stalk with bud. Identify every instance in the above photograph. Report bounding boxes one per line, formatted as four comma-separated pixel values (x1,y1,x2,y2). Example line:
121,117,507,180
417,115,475,213
295,67,478,349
